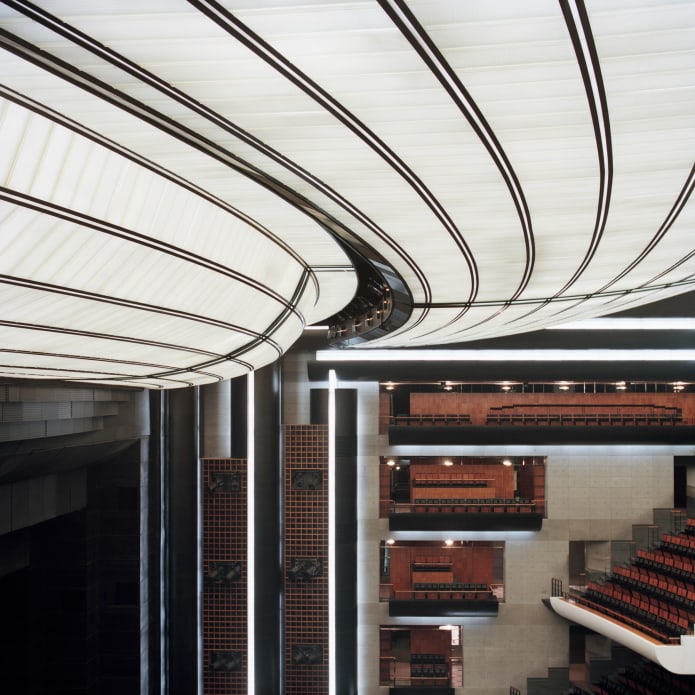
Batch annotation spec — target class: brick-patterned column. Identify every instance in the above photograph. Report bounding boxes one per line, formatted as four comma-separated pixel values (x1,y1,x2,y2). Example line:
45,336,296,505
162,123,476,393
201,458,247,694
283,425,329,695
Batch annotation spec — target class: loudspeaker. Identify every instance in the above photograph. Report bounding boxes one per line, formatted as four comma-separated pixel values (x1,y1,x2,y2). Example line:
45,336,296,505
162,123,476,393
208,471,241,493
210,651,241,671
287,558,322,581
292,644,323,665
291,470,322,491
207,561,242,586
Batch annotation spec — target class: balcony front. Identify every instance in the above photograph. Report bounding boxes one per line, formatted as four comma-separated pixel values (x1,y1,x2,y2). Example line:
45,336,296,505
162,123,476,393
381,456,545,532
380,541,503,618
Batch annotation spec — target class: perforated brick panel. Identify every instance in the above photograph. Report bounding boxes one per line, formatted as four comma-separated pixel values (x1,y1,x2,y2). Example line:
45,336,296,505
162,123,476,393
201,458,247,694
283,425,329,695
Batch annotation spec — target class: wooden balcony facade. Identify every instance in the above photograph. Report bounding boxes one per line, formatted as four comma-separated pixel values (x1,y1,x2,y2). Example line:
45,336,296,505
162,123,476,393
383,391,695,445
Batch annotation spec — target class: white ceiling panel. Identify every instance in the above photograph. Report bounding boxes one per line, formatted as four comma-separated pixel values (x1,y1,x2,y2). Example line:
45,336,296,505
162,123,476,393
0,0,693,386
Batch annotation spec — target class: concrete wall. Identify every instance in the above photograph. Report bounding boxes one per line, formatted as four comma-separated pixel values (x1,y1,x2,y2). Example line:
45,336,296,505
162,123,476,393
353,382,680,695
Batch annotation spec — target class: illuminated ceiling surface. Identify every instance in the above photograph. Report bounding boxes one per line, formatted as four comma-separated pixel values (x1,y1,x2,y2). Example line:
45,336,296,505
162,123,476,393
1,1,693,388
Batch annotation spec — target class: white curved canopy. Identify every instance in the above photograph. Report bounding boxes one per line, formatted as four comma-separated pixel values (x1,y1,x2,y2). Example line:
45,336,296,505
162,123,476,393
0,0,693,387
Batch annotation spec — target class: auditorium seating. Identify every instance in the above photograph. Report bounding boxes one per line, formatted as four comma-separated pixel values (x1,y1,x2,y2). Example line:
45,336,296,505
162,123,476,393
393,413,472,425
569,519,695,645
486,404,682,426
410,497,535,513
410,582,491,600
410,653,449,686
571,658,695,695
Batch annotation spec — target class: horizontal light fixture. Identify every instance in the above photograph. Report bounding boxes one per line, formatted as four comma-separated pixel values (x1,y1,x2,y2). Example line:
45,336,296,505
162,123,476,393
316,349,695,362
551,319,695,330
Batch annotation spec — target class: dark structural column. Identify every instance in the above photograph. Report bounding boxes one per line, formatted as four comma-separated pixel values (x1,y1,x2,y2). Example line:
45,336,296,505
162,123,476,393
230,376,247,459
253,365,282,694
311,388,358,695
161,388,198,695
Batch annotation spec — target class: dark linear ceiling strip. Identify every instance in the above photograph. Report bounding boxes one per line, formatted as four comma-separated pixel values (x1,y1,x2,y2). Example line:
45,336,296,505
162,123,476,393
645,259,695,289
597,164,695,290
508,0,613,326
594,262,695,318
0,361,199,383
189,0,476,308
2,0,423,318
0,319,224,359
411,275,695,309
0,365,188,389
0,29,332,279
0,347,221,378
550,163,695,319
1,187,300,317
378,0,535,308
0,85,307,274
1,267,312,382
171,270,318,379
0,274,284,357
555,0,612,292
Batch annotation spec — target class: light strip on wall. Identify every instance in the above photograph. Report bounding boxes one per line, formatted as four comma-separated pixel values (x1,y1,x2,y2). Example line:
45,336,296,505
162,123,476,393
247,371,255,695
159,394,167,694
551,318,695,330
195,386,203,695
316,349,695,362
328,369,337,695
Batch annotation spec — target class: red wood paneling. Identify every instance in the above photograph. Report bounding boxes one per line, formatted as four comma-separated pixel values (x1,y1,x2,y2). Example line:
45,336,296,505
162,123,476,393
409,391,694,425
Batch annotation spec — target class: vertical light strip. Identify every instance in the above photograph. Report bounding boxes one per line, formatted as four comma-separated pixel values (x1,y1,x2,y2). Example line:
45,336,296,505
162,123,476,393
247,371,255,695
195,386,203,695
159,393,167,694
328,369,337,695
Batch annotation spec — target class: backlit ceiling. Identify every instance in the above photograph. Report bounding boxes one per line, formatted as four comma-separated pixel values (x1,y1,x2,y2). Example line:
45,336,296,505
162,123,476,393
1,1,693,387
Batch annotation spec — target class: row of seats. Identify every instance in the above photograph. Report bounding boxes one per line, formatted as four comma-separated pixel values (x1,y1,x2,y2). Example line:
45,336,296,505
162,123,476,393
570,658,695,695
414,497,532,504
594,662,695,695
393,414,472,425
409,587,492,601
585,580,692,641
661,532,695,558
487,404,682,426
575,591,676,644
411,664,447,677
413,582,487,592
412,479,488,487
612,565,695,609
410,653,446,663
636,547,695,578
412,498,535,513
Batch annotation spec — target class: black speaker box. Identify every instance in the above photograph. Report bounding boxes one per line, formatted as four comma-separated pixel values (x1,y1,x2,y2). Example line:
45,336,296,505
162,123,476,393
287,558,322,581
208,471,241,493
210,651,242,671
292,644,323,665
291,470,322,491
207,561,242,585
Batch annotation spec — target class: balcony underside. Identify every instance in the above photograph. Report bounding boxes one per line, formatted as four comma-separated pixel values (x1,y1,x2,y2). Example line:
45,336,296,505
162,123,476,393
389,424,695,446
388,599,499,618
389,511,543,532
390,688,455,695
548,596,695,675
